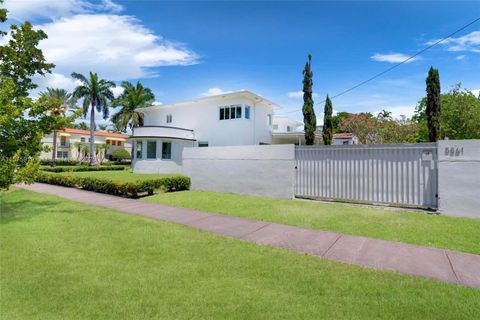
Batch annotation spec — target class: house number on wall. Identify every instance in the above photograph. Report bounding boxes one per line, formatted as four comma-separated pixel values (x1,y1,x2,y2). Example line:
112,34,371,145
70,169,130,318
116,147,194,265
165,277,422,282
445,146,464,157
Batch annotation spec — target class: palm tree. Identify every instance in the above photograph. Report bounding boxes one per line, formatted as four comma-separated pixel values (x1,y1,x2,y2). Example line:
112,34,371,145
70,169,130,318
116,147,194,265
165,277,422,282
39,88,78,166
71,72,116,166
111,81,155,136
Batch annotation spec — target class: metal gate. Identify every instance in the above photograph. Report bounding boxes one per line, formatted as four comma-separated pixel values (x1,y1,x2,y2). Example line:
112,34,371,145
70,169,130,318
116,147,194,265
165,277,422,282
295,143,438,209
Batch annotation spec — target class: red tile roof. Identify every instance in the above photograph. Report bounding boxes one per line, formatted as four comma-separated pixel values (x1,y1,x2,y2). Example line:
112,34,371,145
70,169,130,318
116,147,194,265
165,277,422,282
62,128,128,139
333,133,355,139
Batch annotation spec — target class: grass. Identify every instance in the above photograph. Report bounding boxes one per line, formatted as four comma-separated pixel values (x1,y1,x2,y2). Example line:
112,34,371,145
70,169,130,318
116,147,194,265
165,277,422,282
143,190,480,255
1,189,479,319
56,170,177,182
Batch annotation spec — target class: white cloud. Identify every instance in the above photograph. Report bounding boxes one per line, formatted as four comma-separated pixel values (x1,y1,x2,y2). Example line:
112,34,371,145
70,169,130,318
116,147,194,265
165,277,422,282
287,91,319,99
456,55,466,60
371,53,418,64
4,0,123,21
111,86,125,98
428,30,480,53
31,72,81,97
201,87,232,96
471,89,479,97
36,14,198,80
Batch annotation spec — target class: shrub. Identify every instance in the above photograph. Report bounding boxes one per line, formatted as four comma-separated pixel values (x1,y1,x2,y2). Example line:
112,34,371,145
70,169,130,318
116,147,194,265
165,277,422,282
40,159,79,166
111,148,131,162
41,165,128,173
36,172,190,197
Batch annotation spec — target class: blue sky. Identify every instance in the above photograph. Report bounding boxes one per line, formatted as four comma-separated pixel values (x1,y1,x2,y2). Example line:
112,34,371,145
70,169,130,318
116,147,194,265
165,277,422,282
3,0,480,124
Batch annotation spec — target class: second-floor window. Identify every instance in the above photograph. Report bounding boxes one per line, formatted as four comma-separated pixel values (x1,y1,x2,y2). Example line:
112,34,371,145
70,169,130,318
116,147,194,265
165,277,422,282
287,126,292,132
273,124,279,130
219,105,242,120
80,137,86,143
60,136,67,146
245,106,251,119
267,114,272,126
166,114,172,124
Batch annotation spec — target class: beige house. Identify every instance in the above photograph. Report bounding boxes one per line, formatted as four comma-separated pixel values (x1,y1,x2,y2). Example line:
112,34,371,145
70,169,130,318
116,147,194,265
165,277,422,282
40,128,131,162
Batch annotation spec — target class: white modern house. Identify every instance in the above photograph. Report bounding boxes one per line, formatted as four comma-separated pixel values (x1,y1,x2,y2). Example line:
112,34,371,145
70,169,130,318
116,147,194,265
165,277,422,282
131,91,278,173
130,90,358,174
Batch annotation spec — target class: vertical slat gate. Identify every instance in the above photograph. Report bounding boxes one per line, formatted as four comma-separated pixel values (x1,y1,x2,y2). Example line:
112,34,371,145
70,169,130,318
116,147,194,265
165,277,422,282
295,143,438,209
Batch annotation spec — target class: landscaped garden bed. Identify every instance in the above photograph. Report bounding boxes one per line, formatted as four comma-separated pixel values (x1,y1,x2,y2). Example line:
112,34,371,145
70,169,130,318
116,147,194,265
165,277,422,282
36,171,190,197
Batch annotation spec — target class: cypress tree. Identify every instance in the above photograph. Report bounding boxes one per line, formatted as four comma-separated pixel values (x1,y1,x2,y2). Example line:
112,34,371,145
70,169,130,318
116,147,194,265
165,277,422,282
322,95,333,145
302,54,316,145
426,67,441,142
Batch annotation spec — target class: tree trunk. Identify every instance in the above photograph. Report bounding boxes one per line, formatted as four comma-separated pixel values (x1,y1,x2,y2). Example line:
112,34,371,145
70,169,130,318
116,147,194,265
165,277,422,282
51,130,57,166
89,104,95,166
131,126,135,161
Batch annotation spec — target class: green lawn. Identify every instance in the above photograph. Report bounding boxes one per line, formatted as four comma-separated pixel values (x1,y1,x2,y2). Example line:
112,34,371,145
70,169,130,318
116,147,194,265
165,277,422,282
1,189,479,319
57,170,178,182
143,190,480,255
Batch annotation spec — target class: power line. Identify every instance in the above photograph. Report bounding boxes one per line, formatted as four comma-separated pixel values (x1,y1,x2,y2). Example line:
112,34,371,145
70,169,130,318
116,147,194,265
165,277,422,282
284,16,480,114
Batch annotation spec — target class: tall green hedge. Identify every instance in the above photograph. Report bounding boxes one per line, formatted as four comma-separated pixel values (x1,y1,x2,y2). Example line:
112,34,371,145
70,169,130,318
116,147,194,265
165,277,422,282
36,172,190,197
41,165,128,173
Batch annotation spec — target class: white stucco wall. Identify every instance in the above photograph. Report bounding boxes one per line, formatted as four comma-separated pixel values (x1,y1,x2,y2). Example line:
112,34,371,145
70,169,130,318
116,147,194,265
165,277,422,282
437,139,480,218
141,95,274,146
132,139,194,174
182,144,295,199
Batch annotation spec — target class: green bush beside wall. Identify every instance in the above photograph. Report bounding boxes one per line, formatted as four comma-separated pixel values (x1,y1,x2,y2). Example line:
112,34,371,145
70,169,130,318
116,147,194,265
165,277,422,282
36,172,190,197
41,165,129,173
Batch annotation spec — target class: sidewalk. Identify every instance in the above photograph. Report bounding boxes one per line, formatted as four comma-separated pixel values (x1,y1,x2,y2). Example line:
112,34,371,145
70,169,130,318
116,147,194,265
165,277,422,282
18,183,480,289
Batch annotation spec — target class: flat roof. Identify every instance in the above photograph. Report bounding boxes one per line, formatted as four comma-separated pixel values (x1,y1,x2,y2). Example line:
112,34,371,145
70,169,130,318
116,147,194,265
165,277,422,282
137,90,282,112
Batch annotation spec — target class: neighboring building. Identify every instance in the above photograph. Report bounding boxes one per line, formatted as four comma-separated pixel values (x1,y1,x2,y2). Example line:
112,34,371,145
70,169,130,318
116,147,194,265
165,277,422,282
40,128,131,162
271,116,324,145
131,91,277,173
332,133,359,145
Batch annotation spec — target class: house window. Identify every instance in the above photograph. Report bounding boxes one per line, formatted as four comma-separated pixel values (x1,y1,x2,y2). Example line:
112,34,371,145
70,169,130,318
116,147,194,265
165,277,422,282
166,114,172,124
267,114,272,126
162,142,172,159
287,126,292,132
60,136,67,146
343,140,349,145
245,106,251,119
219,105,242,120
136,141,143,159
117,141,123,146
80,137,86,143
198,141,208,147
56,151,68,159
273,124,279,130
147,141,157,159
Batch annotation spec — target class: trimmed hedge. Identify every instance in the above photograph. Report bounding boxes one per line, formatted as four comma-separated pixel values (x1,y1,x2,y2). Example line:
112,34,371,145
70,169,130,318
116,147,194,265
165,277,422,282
36,172,190,197
41,165,129,173
40,159,79,166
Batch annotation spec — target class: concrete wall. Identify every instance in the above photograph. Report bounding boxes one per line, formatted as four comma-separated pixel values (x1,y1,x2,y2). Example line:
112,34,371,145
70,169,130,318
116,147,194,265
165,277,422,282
182,144,295,199
437,139,480,218
132,139,194,174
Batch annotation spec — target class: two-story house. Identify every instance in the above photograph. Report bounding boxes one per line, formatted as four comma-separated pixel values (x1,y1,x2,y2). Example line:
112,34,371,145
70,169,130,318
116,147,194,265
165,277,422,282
40,128,131,162
131,91,277,173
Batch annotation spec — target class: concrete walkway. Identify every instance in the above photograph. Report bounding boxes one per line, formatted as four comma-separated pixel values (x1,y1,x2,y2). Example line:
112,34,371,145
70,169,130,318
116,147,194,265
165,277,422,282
18,183,480,289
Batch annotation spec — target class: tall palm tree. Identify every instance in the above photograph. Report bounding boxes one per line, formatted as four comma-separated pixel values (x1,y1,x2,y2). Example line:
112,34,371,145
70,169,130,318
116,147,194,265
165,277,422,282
71,72,115,166
39,88,78,166
111,81,155,135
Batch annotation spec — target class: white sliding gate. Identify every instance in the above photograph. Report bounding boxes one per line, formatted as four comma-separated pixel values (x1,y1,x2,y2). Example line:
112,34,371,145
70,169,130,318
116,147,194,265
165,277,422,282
295,143,438,209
